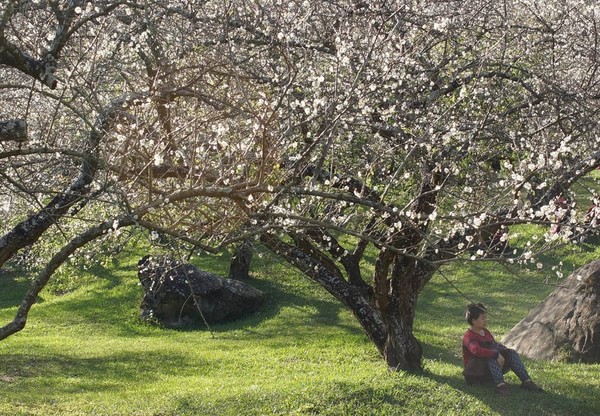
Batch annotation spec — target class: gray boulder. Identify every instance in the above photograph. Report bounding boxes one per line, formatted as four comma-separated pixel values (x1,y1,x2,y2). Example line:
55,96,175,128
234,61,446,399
502,259,600,362
138,255,264,328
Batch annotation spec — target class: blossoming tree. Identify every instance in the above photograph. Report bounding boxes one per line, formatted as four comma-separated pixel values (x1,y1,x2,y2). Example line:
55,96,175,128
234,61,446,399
1,0,599,370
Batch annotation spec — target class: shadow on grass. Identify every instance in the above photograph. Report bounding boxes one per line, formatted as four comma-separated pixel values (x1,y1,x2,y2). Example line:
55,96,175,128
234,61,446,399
414,247,600,416
424,366,600,416
168,379,413,415
417,337,600,416
0,268,30,308
0,349,213,396
202,277,364,340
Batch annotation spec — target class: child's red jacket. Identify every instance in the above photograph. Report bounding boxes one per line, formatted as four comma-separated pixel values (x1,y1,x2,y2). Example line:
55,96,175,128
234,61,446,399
462,328,502,367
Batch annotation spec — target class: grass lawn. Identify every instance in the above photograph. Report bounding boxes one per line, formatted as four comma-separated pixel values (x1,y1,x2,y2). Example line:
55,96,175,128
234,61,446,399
1,238,600,415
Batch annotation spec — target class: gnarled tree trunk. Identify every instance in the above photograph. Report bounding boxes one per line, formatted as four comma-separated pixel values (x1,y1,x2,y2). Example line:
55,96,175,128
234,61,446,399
0,215,137,340
228,239,254,280
383,314,423,371
260,233,434,371
502,259,600,362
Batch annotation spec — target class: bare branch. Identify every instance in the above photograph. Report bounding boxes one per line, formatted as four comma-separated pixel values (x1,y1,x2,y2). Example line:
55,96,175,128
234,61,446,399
0,38,57,88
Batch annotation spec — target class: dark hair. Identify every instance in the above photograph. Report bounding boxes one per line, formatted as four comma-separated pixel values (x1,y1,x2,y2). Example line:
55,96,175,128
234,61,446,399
465,303,487,325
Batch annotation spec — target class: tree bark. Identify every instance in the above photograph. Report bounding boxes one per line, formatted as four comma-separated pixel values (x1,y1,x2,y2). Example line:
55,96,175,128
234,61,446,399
0,39,57,88
386,261,433,370
383,310,423,371
259,233,435,370
260,233,389,350
0,120,27,142
228,239,253,279
0,156,97,268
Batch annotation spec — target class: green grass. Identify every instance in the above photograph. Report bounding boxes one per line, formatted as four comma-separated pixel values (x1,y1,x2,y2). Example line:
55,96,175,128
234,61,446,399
1,241,600,415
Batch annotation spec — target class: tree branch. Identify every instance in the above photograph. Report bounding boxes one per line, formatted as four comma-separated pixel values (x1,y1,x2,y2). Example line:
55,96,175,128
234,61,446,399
0,38,57,88
0,215,137,341
0,94,140,268
0,119,27,142
260,232,387,349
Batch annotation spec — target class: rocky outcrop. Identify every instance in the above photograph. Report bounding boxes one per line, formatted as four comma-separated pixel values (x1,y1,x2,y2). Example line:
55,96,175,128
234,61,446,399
138,255,264,328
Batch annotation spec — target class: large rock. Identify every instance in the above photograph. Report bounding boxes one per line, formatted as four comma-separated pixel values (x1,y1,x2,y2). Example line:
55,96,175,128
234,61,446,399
502,259,600,362
138,255,264,328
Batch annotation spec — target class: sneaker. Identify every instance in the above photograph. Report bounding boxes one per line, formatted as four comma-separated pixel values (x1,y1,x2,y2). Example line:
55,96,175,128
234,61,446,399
496,383,510,396
521,380,544,392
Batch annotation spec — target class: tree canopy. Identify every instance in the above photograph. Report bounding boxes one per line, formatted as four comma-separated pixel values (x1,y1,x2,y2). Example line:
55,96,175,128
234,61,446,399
1,0,599,370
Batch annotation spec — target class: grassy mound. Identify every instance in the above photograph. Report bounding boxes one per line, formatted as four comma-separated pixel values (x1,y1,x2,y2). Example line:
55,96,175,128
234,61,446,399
1,240,599,415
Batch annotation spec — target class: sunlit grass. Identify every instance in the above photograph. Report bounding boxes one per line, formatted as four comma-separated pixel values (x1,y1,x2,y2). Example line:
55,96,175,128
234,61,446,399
1,240,599,415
